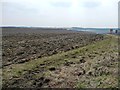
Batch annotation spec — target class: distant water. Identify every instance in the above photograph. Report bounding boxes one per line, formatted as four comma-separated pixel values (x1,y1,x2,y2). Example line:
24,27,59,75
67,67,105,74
81,29,110,34
72,28,118,34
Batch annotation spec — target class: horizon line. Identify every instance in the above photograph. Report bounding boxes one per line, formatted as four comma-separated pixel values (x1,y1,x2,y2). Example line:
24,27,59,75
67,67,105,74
0,25,118,29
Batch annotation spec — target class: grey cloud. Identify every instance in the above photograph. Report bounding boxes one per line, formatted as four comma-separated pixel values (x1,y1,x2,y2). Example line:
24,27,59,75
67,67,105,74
82,1,101,8
2,2,38,14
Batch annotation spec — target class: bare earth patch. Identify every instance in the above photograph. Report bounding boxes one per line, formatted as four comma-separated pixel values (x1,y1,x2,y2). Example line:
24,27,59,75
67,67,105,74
2,29,119,88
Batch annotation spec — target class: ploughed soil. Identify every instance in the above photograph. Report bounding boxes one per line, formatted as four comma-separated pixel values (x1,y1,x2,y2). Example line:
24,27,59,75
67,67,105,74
2,28,119,88
2,27,104,66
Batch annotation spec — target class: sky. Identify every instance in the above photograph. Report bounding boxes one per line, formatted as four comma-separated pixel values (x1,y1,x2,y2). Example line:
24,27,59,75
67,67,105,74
1,0,119,28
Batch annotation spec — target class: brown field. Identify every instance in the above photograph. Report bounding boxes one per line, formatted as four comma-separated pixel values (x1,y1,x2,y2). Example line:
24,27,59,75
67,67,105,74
2,27,103,66
2,27,118,88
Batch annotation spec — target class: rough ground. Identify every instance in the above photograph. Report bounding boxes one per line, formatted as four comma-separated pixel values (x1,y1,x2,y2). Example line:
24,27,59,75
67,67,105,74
2,34,119,88
2,28,104,67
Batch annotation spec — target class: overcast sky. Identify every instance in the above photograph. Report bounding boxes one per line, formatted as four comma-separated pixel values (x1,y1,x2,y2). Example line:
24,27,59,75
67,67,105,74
1,0,119,28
